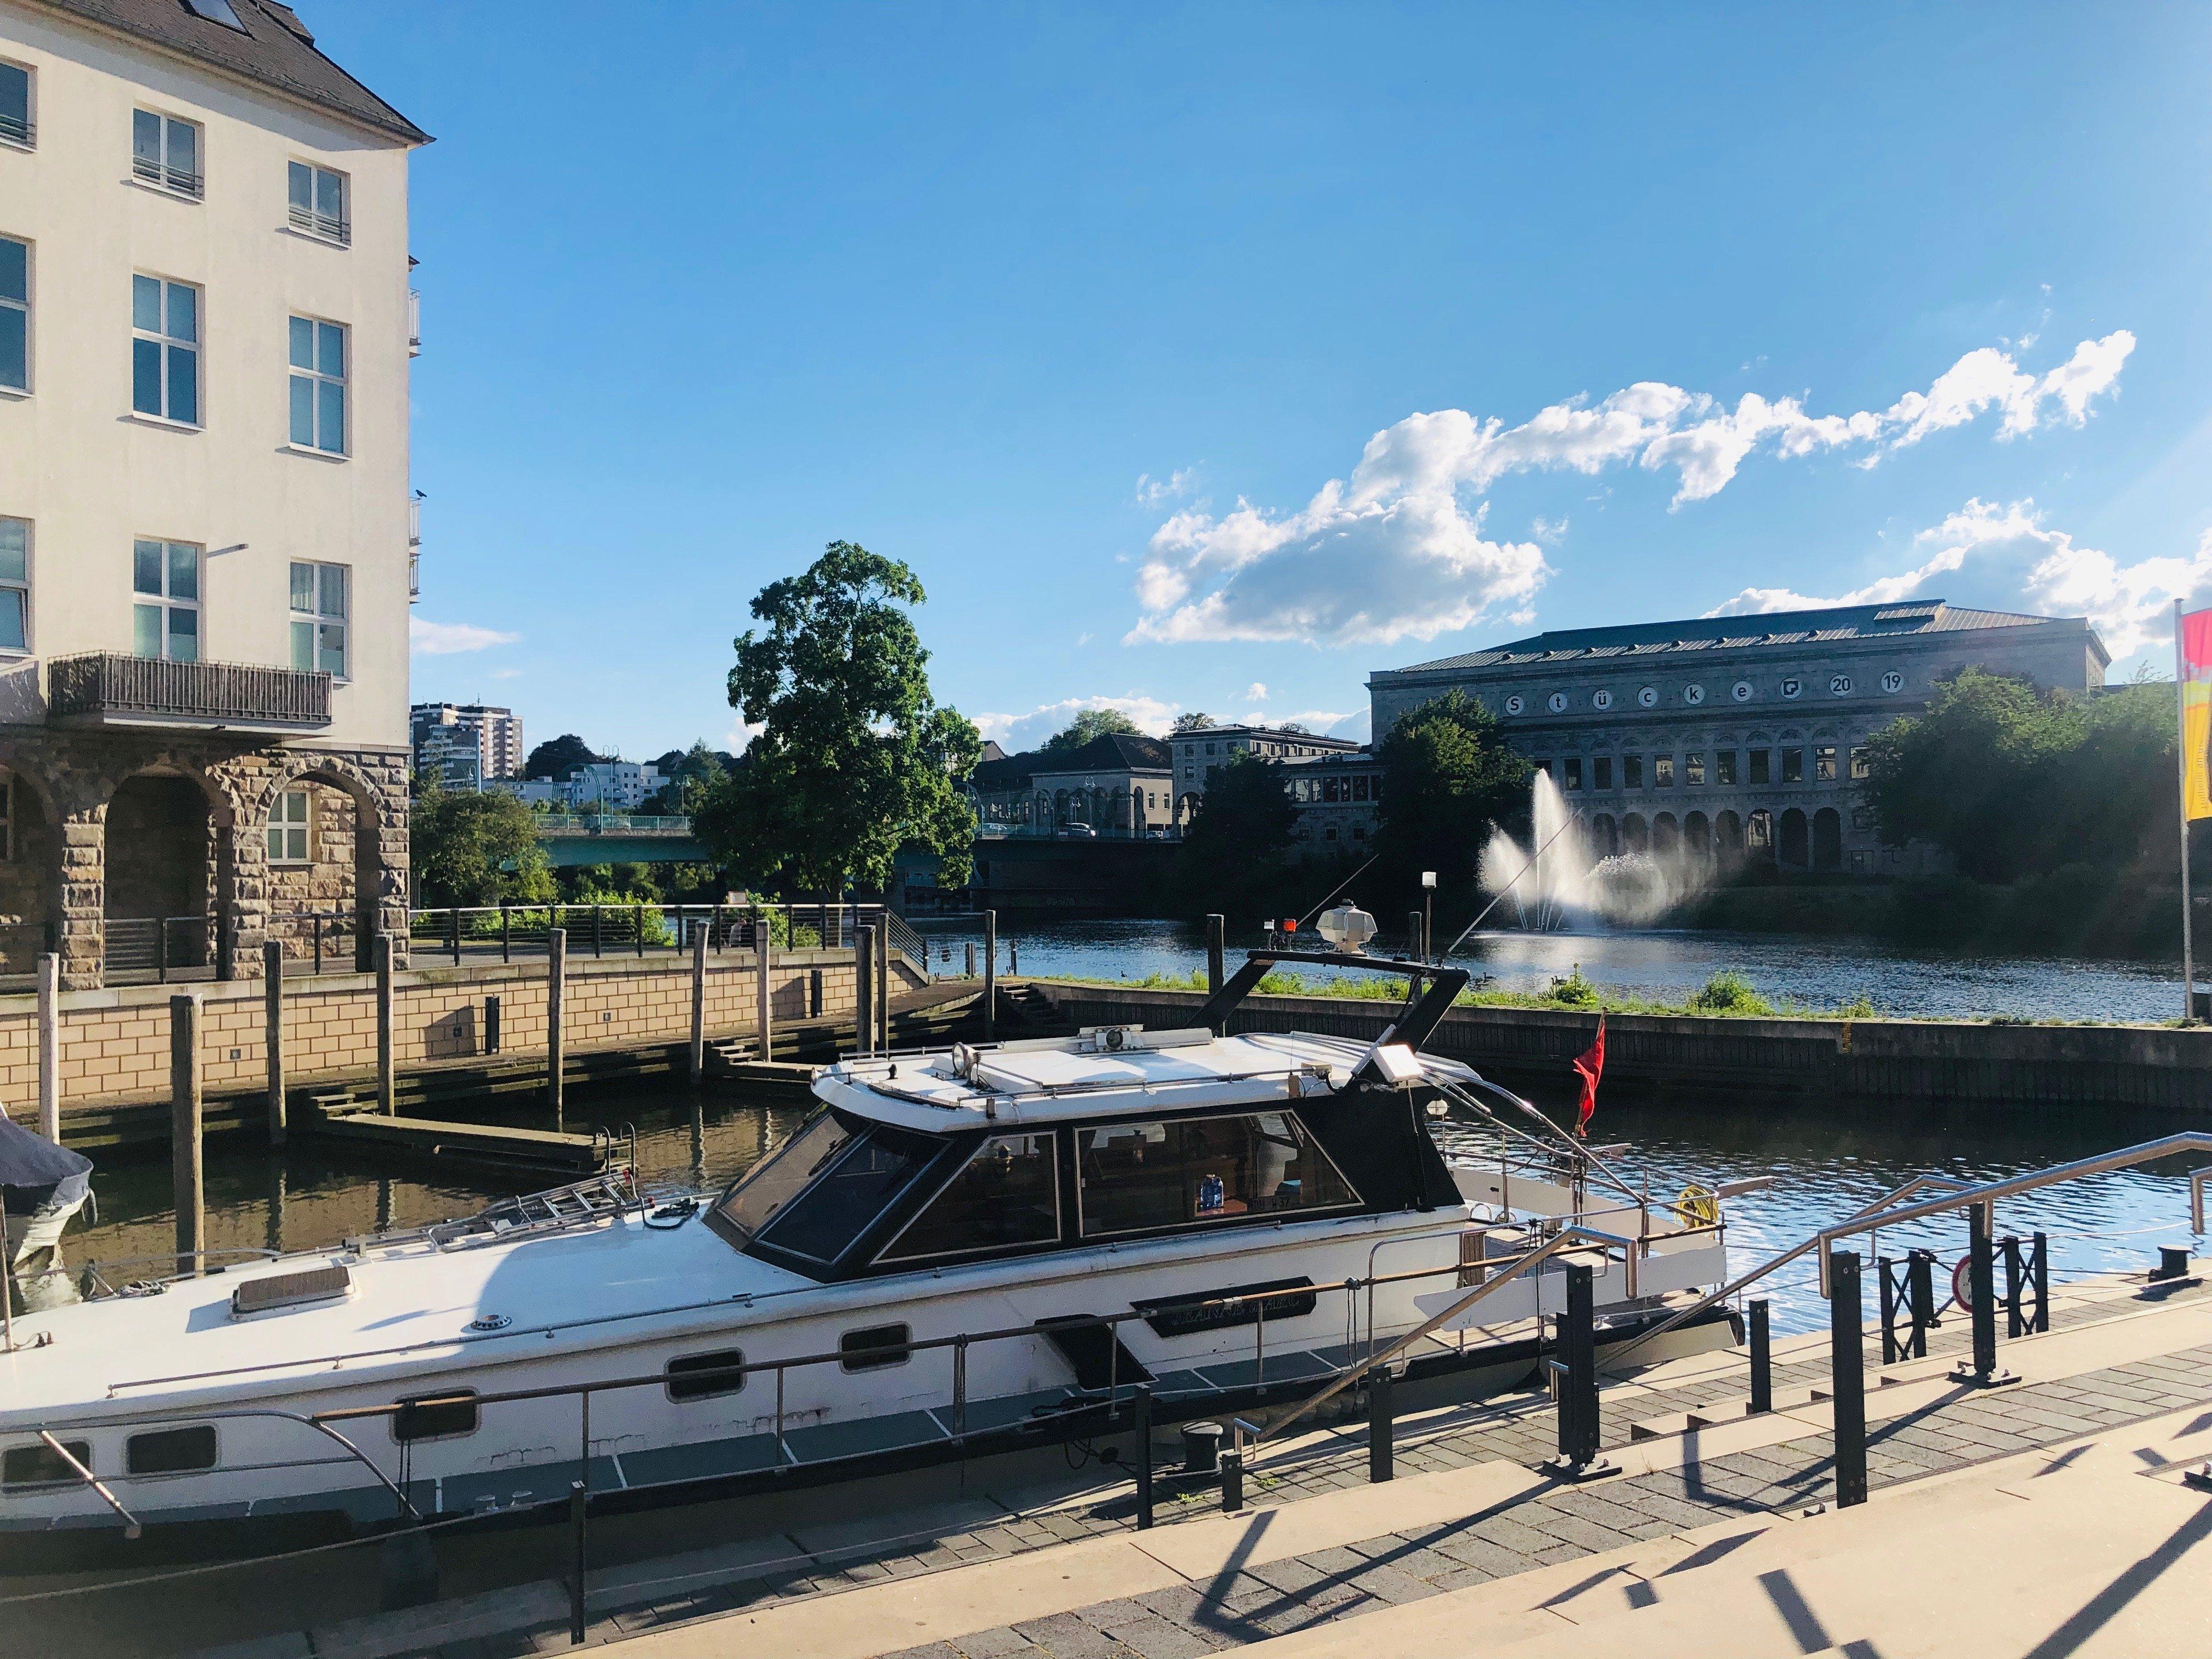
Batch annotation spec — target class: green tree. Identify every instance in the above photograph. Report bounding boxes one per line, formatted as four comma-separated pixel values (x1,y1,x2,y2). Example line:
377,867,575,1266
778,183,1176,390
1375,691,1532,898
1043,708,1140,754
642,740,726,815
1171,711,1216,732
1171,751,1299,919
410,781,555,906
524,733,603,782
694,541,983,897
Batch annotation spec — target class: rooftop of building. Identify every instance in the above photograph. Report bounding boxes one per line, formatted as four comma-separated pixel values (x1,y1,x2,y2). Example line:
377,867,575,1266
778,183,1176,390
1379,599,2107,677
29,0,430,143
1170,723,1363,749
968,732,1171,790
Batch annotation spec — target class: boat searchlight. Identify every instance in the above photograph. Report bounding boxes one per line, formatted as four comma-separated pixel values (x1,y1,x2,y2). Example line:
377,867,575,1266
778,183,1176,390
1316,904,1378,953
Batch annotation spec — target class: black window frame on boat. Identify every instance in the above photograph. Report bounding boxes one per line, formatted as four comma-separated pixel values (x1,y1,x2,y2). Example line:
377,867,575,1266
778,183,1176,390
2,1438,90,1487
125,1424,218,1475
1074,1109,1363,1243
666,1348,747,1403
392,1390,479,1443
874,1128,1063,1266
710,1107,957,1276
840,1323,912,1372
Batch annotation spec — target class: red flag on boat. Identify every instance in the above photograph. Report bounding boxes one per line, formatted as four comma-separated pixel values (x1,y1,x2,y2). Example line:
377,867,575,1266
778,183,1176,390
1572,1017,1605,1139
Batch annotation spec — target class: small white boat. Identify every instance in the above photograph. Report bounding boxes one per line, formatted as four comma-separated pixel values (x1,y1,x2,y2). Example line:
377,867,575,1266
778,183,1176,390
0,950,1737,1557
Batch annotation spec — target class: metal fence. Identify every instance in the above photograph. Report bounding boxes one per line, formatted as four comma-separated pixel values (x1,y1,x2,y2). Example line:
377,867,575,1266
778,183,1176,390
101,915,215,984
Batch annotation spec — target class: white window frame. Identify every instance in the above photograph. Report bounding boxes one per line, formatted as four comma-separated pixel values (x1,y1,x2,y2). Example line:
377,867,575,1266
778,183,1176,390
266,788,311,865
132,538,201,662
0,516,29,654
0,233,28,394
132,274,201,426
0,58,32,150
286,159,349,244
289,559,348,679
287,314,347,455
132,107,201,198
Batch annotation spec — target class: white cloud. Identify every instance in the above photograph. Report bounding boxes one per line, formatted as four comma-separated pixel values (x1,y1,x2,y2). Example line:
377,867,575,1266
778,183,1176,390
973,693,1177,755
1135,467,1199,507
1243,682,1268,701
410,617,520,654
1131,334,2136,647
1707,496,2212,662
488,667,523,681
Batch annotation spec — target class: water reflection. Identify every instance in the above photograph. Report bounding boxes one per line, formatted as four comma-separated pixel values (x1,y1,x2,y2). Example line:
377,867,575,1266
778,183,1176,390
55,1081,2203,1340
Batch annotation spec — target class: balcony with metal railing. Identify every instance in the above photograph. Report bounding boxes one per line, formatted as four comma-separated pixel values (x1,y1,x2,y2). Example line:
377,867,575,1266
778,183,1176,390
287,200,349,244
48,652,332,730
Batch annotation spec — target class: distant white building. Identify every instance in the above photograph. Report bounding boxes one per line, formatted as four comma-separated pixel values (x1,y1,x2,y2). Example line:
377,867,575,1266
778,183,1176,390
491,759,664,812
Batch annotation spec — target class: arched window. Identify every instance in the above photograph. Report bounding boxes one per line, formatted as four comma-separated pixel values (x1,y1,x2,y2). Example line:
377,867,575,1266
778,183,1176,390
1747,809,1773,854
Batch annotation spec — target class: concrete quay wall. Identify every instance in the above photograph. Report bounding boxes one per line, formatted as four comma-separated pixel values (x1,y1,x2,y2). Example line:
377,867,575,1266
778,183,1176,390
1034,983,2212,1112
4,946,894,1121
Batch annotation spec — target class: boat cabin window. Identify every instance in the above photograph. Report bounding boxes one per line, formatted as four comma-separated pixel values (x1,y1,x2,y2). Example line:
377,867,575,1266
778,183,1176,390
667,1350,747,1402
879,1132,1059,1263
2,1439,89,1487
1076,1112,1358,1239
714,1111,863,1243
126,1425,217,1475
840,1323,912,1372
753,1126,940,1265
393,1390,479,1443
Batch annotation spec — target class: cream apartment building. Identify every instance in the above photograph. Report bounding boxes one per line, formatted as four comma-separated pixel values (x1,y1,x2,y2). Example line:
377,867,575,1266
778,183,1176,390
0,0,427,988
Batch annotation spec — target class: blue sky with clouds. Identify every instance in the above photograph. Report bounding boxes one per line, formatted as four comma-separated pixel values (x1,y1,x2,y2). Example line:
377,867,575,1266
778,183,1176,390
354,4,2212,759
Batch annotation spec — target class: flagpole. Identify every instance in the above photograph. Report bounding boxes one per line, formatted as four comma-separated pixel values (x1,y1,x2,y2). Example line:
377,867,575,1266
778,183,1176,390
2177,599,2195,1024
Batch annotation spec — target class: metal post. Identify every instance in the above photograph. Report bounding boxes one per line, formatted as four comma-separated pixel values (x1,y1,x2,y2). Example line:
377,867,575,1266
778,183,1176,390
876,913,890,1052
263,940,286,1146
449,905,461,967
1368,1365,1393,1482
1220,1447,1243,1514
689,924,708,1084
1205,913,1225,996
634,901,644,958
1134,1382,1154,1530
2031,1231,2050,1333
548,927,567,1120
1829,1249,1867,1507
171,992,204,1278
36,951,59,1142
374,933,396,1116
756,906,774,1063
501,900,512,963
2003,1235,2025,1340
313,916,323,977
1408,911,1424,964
1543,1261,1604,1475
592,905,602,959
983,910,997,1042
486,995,501,1056
2177,597,2196,1023
155,915,168,984
1878,1255,1900,1366
568,1480,587,1644
1748,1298,1771,1414
1951,1203,2015,1386
1908,1249,1936,1358
855,924,874,1057
965,941,977,979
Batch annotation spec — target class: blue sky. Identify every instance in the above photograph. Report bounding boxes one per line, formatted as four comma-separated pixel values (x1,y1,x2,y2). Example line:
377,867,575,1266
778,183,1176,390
353,3,2212,759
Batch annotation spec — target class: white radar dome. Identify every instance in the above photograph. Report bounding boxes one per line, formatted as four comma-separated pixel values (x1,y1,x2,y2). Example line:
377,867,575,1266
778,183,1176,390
1317,904,1378,953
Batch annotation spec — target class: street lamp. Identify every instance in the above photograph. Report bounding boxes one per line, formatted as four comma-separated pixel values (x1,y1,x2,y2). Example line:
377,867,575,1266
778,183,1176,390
1420,871,1436,963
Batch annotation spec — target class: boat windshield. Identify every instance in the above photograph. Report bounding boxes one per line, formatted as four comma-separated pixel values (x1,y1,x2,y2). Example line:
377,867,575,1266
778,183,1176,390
713,1113,859,1243
754,1126,939,1264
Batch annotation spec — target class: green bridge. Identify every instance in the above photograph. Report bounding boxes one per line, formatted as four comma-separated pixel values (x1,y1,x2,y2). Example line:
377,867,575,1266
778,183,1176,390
533,814,708,867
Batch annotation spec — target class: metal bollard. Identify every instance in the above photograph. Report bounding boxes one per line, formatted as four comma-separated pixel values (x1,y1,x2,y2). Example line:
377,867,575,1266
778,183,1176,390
485,995,501,1056
1220,1448,1244,1514
568,1480,587,1644
1830,1249,1867,1508
1908,1248,1937,1355
1541,1261,1607,1477
1134,1383,1154,1531
1951,1204,2017,1387
1748,1298,1771,1414
1205,913,1225,997
1368,1365,1394,1483
966,941,978,979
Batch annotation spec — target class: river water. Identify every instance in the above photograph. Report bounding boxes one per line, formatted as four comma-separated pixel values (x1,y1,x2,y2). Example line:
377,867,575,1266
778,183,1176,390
50,1079,2203,1339
910,917,2187,1024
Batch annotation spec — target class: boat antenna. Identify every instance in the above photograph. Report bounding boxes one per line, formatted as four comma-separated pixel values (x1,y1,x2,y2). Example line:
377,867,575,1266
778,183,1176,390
1292,854,1379,932
1440,806,1584,959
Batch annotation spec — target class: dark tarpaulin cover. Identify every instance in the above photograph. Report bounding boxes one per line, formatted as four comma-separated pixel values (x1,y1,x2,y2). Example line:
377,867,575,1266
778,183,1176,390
0,1113,93,1216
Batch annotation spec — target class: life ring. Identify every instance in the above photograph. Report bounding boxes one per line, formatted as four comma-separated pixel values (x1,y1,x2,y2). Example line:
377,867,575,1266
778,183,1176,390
1678,1184,1720,1227
1951,1253,1973,1314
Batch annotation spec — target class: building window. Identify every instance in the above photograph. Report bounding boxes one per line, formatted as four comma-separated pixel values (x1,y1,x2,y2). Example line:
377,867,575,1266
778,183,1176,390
267,789,311,864
1748,808,1773,849
0,60,30,149
665,1349,746,1402
1370,773,1383,802
1594,756,1613,790
0,234,25,392
1564,757,1582,790
1815,744,1837,782
1850,746,1871,781
286,160,349,243
1352,774,1369,801
289,560,348,676
132,109,201,197
1322,776,1340,803
1749,749,1770,786
1623,755,1644,789
133,276,200,424
1654,755,1674,788
1717,751,1737,786
132,539,199,661
1685,753,1705,786
289,316,347,453
0,517,26,652
1782,747,1804,784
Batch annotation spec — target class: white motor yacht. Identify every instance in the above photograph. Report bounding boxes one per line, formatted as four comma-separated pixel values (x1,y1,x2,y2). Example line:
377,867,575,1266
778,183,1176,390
0,951,1738,1556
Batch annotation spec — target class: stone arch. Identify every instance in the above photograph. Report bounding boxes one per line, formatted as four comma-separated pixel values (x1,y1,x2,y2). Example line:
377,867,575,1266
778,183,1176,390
240,753,405,973
1813,806,1843,872
1589,814,1618,857
0,756,64,981
1778,806,1809,868
104,762,232,982
1714,809,1743,856
1621,813,1649,853
1683,809,1710,857
1652,812,1679,855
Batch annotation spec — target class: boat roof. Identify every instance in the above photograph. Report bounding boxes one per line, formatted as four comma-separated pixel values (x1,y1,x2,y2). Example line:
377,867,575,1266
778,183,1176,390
815,1028,1474,1133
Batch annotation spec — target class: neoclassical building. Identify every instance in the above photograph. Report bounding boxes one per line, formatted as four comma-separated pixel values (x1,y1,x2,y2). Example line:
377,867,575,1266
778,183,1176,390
967,733,1174,838
0,0,428,988
1369,600,2109,874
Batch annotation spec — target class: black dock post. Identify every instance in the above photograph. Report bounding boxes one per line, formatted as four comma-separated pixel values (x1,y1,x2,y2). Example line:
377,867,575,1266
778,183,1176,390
1220,1446,1243,1514
1748,1297,1771,1414
1542,1262,1612,1479
2031,1231,2050,1333
1135,1383,1154,1530
568,1480,588,1644
1908,1249,1936,1358
1368,1365,1393,1483
1205,913,1225,997
1951,1204,2017,1387
1829,1249,1868,1508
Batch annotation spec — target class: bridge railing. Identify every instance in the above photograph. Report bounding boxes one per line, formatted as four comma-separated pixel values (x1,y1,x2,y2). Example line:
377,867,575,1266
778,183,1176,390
531,814,695,836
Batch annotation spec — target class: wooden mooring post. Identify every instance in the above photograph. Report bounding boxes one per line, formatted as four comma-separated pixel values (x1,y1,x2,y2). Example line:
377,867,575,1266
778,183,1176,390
171,992,204,1278
263,940,286,1146
548,927,568,1121
36,951,58,1143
